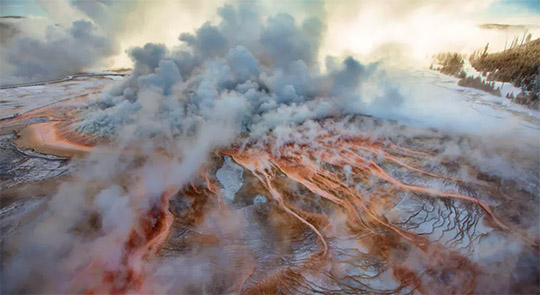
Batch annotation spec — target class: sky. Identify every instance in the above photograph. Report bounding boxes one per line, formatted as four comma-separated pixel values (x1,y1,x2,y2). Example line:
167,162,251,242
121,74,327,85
1,0,538,18
487,0,540,16
0,0,539,74
0,0,45,16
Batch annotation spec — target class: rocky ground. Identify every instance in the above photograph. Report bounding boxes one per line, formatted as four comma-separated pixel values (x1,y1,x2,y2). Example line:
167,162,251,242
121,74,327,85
1,71,538,294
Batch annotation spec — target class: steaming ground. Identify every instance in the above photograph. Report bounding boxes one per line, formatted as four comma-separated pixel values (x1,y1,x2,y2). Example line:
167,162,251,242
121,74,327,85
1,69,539,293
1,1,539,294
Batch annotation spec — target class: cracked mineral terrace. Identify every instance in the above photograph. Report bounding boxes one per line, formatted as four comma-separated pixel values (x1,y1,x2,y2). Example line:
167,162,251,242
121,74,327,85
1,73,538,293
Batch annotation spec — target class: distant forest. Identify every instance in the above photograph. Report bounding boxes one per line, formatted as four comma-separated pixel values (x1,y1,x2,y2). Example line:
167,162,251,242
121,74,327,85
431,36,540,109
431,52,502,97
431,52,466,78
470,38,539,89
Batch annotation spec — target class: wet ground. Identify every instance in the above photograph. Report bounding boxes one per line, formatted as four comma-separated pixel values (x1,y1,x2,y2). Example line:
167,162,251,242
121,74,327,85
0,70,538,294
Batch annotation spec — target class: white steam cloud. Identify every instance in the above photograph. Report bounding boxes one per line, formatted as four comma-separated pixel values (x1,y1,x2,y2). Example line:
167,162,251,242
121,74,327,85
74,0,402,143
1,0,539,294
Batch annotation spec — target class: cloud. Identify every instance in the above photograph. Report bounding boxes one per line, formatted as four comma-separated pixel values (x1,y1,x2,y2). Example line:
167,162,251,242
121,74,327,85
4,1,538,294
180,22,229,58
73,1,396,141
259,13,321,67
1,7,395,291
2,19,114,84
226,45,259,82
4,0,537,84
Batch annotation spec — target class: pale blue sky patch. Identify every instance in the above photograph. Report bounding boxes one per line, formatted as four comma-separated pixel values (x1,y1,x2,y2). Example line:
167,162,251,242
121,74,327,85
486,0,540,17
0,0,45,17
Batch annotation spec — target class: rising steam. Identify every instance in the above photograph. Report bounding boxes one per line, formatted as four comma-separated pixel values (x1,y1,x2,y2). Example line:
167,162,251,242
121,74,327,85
2,1,539,294
75,1,400,142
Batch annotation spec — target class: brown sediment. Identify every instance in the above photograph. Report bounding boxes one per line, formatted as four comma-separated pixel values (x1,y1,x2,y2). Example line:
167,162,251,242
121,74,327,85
217,133,528,294
74,188,177,295
13,117,534,294
0,175,72,207
69,133,531,294
1,88,102,151
15,121,94,158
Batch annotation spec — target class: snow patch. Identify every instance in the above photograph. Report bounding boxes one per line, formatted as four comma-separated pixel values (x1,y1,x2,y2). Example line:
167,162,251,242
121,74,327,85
216,156,244,201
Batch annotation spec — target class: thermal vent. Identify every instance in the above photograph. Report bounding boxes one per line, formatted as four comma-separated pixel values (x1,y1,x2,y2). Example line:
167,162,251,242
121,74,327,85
34,118,533,295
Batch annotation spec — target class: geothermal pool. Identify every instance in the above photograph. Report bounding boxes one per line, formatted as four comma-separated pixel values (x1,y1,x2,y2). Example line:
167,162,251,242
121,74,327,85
0,69,538,294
